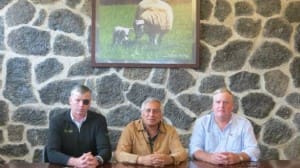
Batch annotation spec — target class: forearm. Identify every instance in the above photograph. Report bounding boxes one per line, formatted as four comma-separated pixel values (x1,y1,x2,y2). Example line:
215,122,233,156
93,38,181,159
115,151,139,164
242,120,260,161
137,154,174,166
167,155,176,165
97,147,112,163
47,147,70,165
238,152,250,162
242,146,260,161
193,150,213,163
169,130,188,164
95,129,112,162
170,150,188,165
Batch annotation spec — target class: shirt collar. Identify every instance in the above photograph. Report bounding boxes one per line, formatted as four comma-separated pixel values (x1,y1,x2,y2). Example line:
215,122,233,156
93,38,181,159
209,112,235,130
70,111,87,123
137,119,167,134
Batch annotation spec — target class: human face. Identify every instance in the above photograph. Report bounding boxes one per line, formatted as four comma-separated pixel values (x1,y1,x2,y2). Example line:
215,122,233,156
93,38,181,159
69,91,91,119
212,92,234,122
141,101,163,128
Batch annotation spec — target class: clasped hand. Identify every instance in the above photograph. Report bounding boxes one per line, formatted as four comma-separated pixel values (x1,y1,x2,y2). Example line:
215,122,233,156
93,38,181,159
210,152,239,165
138,153,172,167
72,152,99,168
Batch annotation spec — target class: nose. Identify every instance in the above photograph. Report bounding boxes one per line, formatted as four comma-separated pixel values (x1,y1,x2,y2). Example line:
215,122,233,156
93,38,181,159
78,101,84,106
218,102,225,108
220,102,225,107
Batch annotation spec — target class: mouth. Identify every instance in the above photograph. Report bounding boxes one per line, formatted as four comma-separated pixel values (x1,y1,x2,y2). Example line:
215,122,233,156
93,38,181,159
78,109,86,113
146,119,156,122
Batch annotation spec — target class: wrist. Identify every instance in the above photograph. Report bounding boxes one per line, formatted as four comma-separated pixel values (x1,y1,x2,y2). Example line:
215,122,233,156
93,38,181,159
136,155,139,164
95,155,103,165
137,155,142,164
170,156,175,165
238,154,244,163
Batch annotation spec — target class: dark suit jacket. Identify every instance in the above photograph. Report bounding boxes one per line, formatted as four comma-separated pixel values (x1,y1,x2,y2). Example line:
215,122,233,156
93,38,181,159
47,110,112,165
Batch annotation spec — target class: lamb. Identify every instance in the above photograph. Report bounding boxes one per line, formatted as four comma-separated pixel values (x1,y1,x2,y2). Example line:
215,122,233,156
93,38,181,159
112,26,133,46
134,0,174,45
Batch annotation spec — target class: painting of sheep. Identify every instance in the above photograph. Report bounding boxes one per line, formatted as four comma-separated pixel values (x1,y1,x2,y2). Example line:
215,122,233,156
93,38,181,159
92,0,199,67
134,0,174,45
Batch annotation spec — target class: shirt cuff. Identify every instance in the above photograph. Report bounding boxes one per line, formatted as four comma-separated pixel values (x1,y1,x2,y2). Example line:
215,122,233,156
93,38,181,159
95,155,103,164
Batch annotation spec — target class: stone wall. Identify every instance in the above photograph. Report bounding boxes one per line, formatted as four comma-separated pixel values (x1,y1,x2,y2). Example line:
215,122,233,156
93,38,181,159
0,0,300,164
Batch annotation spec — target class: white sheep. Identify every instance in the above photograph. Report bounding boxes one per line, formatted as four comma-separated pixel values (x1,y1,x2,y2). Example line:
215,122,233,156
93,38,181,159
134,0,174,45
112,26,133,46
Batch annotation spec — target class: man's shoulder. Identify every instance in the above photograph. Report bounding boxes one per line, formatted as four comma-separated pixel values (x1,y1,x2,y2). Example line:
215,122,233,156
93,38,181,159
192,113,212,127
123,119,143,132
51,110,69,120
161,120,174,127
233,113,250,121
196,113,211,121
160,121,178,133
88,111,106,120
232,113,252,125
49,110,70,126
126,119,141,127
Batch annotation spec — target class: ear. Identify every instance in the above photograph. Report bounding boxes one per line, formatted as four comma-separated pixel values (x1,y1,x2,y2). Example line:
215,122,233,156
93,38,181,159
69,96,72,105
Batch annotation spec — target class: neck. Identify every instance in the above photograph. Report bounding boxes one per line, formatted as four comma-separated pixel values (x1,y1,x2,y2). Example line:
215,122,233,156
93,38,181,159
144,123,160,137
71,112,86,122
215,116,231,130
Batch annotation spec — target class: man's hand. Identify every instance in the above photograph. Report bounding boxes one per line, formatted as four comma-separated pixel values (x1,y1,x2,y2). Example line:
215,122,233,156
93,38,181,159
137,153,173,167
209,152,240,165
68,152,99,168
208,152,228,165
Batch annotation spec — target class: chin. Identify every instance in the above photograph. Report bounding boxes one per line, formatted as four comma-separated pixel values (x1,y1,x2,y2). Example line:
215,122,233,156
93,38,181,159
147,122,159,126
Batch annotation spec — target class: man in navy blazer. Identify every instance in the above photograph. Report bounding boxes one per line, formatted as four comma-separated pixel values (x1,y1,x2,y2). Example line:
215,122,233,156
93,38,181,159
47,85,111,168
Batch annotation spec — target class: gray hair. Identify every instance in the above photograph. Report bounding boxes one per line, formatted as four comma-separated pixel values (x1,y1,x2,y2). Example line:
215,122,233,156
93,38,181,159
141,97,163,113
213,88,234,101
70,85,91,97
213,88,233,96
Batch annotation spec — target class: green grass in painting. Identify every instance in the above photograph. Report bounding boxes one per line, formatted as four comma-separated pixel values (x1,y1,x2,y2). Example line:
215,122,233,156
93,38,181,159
96,3,195,64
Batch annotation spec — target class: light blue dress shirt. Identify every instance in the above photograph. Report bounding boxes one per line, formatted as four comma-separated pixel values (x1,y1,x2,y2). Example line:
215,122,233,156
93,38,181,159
189,113,260,161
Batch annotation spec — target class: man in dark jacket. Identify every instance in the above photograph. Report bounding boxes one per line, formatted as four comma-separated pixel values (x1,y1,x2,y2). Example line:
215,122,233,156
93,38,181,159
47,85,111,168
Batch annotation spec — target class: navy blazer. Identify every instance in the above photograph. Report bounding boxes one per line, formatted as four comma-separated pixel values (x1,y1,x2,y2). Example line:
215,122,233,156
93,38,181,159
47,110,112,165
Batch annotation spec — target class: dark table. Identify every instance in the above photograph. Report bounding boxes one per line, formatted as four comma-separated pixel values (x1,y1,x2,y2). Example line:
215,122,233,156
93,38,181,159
2,160,300,168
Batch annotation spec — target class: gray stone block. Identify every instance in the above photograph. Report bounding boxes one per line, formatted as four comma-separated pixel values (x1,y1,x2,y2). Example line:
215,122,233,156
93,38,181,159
241,93,275,118
5,0,35,27
48,9,84,36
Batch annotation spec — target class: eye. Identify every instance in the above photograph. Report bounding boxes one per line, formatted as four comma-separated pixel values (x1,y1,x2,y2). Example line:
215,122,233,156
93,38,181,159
144,109,161,113
145,109,151,113
83,99,90,105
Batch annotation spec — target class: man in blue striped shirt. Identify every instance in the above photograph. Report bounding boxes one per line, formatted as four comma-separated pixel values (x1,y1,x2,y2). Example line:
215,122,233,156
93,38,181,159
189,88,260,165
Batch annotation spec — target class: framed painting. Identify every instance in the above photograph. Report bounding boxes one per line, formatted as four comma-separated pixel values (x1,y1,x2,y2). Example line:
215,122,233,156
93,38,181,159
91,0,199,68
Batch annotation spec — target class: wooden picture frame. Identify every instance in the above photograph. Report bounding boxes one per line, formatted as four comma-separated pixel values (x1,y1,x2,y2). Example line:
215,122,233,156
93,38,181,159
91,0,199,68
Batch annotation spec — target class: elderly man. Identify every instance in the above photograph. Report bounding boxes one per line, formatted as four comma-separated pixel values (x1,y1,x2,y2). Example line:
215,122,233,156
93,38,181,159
189,88,260,165
47,85,112,168
115,98,187,167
